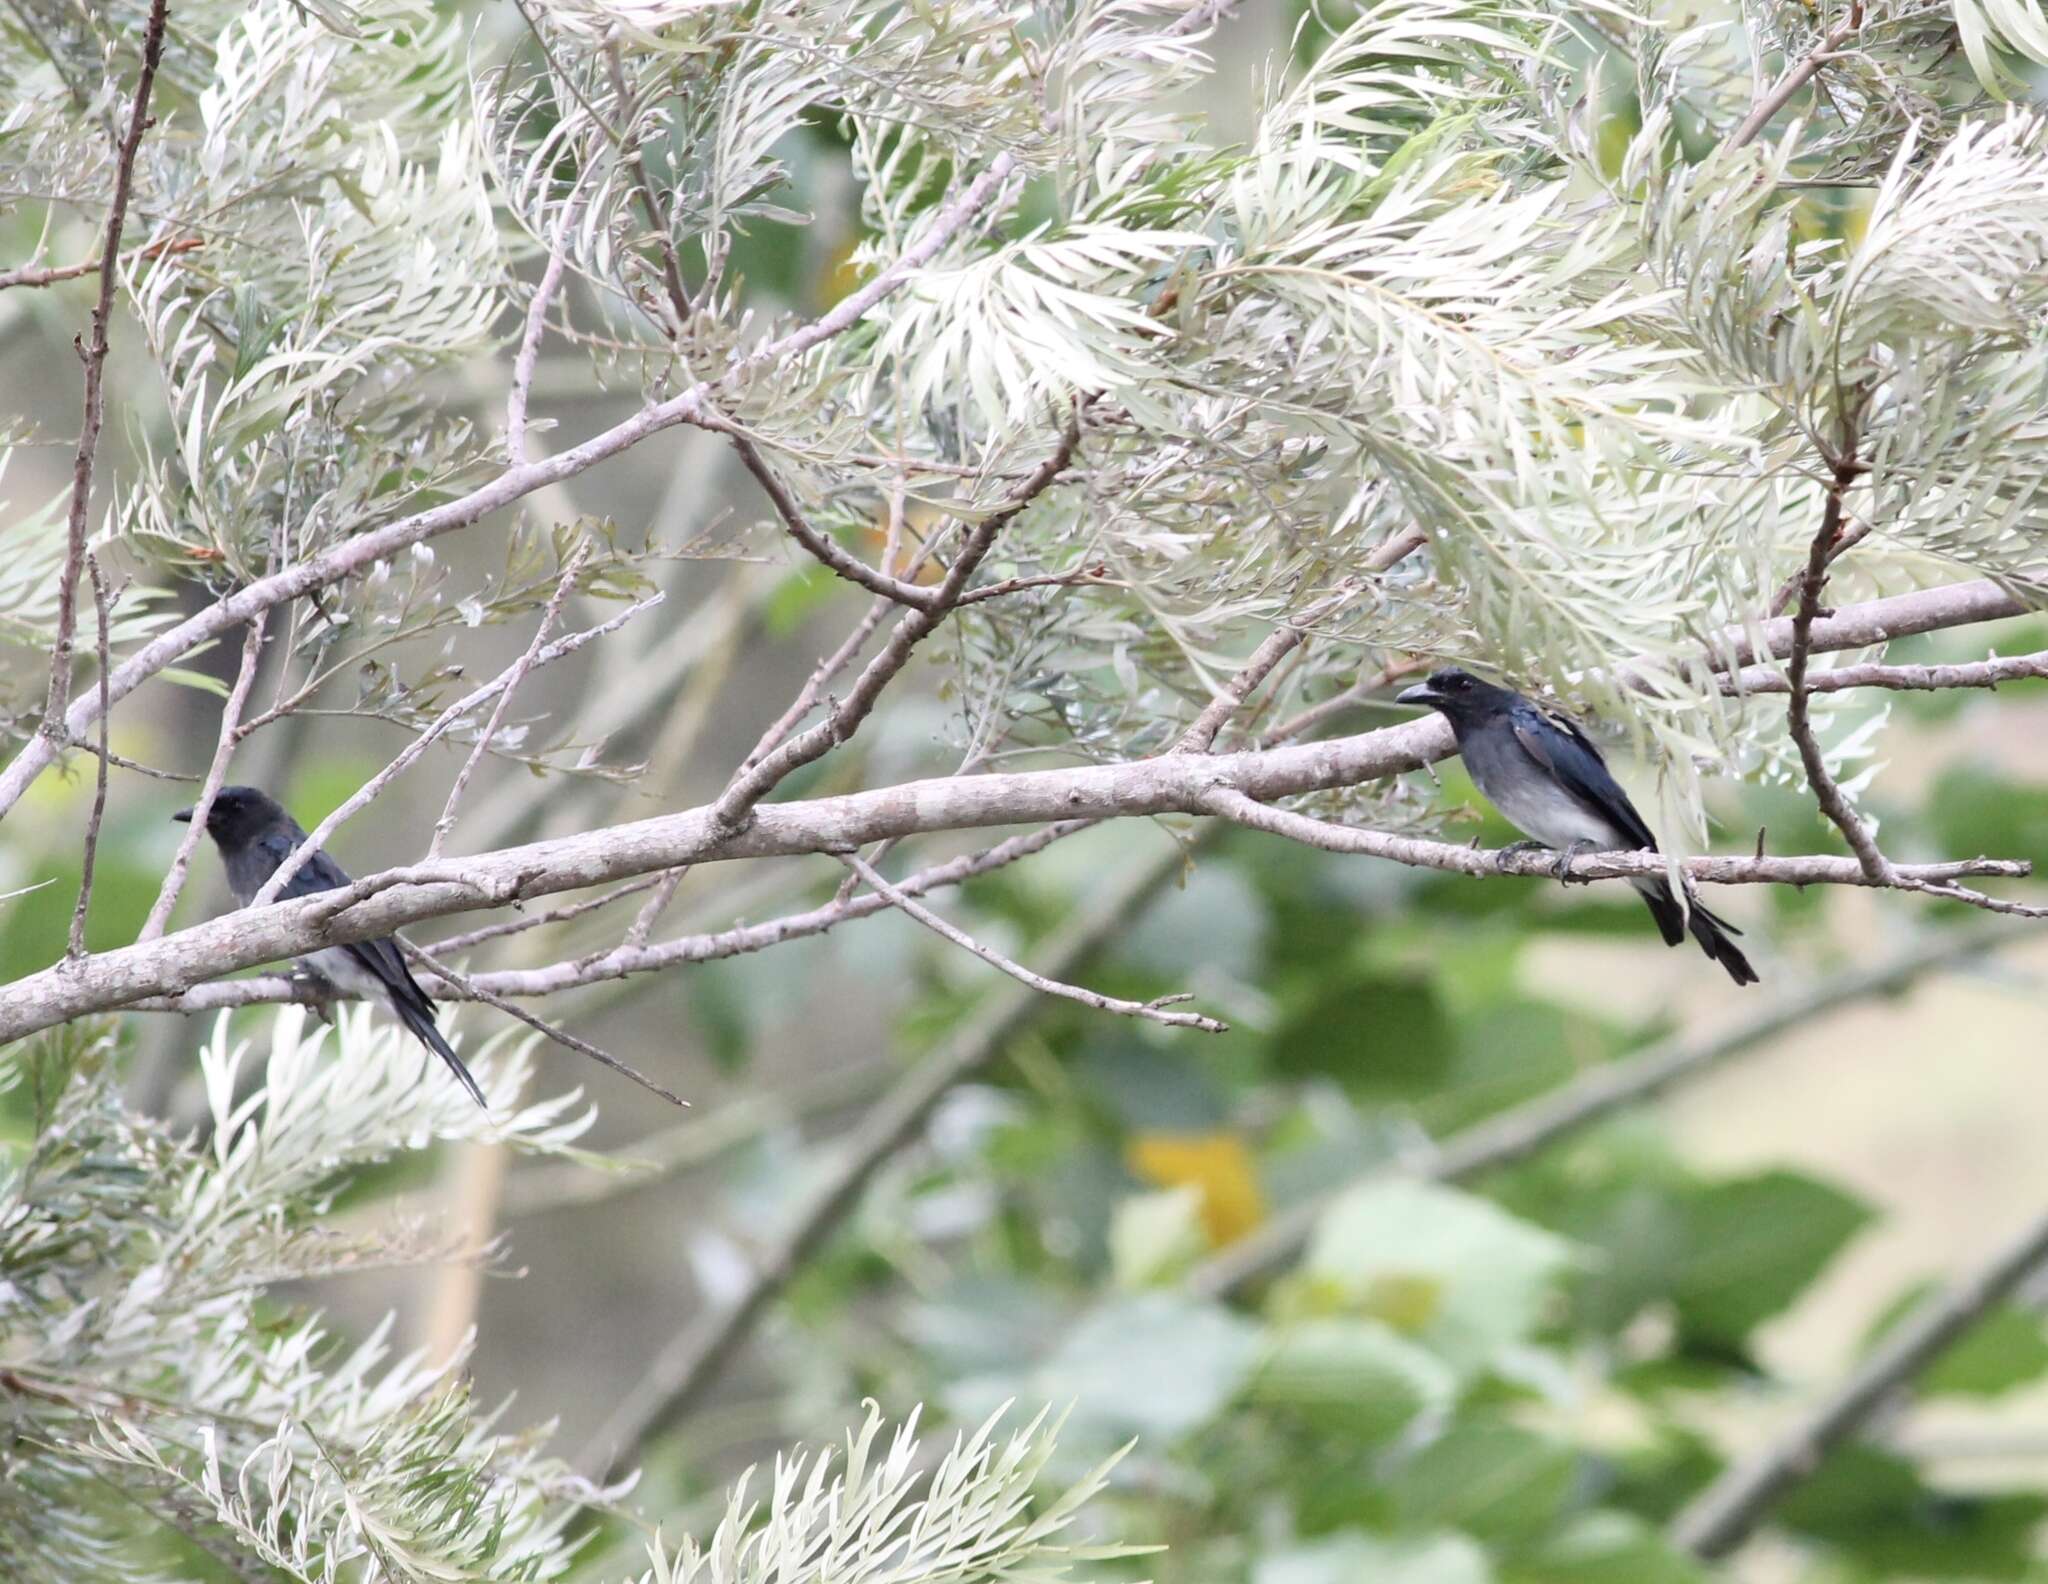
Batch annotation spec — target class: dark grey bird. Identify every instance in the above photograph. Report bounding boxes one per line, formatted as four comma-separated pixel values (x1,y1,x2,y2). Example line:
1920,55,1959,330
174,785,486,1104
1396,668,1758,985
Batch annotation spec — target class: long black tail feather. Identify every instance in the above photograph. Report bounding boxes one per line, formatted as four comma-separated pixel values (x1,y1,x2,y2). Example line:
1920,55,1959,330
388,991,487,1108
1631,876,1758,985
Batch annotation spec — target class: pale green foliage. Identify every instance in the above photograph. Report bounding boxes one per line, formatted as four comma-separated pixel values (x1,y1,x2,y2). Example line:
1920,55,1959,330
630,1404,1135,1584
1,1016,1127,1583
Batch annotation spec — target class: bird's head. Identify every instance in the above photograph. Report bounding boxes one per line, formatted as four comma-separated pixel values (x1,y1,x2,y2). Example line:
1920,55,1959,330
1395,667,1513,723
172,784,286,850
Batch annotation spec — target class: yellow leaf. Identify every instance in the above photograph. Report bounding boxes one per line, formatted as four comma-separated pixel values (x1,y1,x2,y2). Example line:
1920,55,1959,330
1127,1132,1266,1246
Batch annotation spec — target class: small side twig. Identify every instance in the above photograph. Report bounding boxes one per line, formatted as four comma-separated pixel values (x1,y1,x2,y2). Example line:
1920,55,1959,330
725,429,937,610
427,545,591,860
403,941,686,1108
39,0,169,749
506,201,581,467
1726,0,1865,151
65,557,114,962
839,852,1226,1032
141,614,266,941
252,592,662,905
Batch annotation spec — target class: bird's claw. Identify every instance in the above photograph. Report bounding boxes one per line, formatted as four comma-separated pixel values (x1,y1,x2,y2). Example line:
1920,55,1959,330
1552,840,1597,885
1495,839,1547,873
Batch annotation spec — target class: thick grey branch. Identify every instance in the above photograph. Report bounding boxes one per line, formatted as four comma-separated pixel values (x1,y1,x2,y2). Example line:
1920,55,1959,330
6,577,2039,1043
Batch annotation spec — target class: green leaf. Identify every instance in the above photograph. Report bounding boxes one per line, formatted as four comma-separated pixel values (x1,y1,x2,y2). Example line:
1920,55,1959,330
1509,1511,1705,1584
1302,1181,1575,1375
1386,1420,1577,1546
1246,1317,1456,1443
1256,1531,1495,1584
1108,1186,1207,1290
1671,1170,1873,1349
975,1293,1261,1441
1268,968,1456,1101
1778,1445,2048,1578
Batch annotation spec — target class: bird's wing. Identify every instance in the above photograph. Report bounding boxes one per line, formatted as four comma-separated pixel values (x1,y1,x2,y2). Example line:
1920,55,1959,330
1508,704,1659,851
261,833,439,1014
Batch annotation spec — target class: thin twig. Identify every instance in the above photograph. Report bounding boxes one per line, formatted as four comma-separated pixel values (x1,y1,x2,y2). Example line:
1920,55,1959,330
252,593,662,905
17,578,2047,1040
1726,648,2048,696
1673,1192,2048,1558
712,406,1083,828
582,843,1185,1475
427,545,591,860
506,202,581,467
1189,917,2028,1299
39,0,168,750
65,557,113,961
0,234,201,293
1726,0,1865,151
140,615,266,941
1177,584,1359,753
1199,787,2023,890
403,942,686,1109
430,873,668,955
604,38,696,327
840,852,1225,1032
725,427,937,610
0,148,1021,818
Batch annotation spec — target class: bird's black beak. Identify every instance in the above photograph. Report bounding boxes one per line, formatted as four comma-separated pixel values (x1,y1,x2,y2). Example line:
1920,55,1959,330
171,806,194,824
1395,681,1439,709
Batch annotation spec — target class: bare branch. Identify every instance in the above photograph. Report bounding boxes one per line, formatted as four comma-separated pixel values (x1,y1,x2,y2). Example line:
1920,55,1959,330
426,546,591,860
1726,0,1865,151
505,201,580,467
64,557,113,962
1728,648,2048,696
251,593,663,906
401,942,686,1109
38,0,168,750
582,840,1186,1476
724,427,938,610
140,615,266,941
1674,1190,2048,1559
711,405,1082,827
1200,787,2022,889
1786,462,1892,880
0,149,1021,818
839,852,1225,1031
13,578,2043,1043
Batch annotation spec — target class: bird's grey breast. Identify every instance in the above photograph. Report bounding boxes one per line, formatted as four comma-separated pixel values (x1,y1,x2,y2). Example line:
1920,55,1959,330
1460,726,1625,850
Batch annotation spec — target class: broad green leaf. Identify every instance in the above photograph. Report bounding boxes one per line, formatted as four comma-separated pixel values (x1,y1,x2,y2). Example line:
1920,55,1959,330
1246,1316,1456,1443
1304,1181,1575,1374
1672,1170,1873,1349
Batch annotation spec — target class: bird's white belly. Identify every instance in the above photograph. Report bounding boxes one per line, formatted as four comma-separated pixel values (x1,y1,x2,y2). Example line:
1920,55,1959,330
1483,775,1621,851
304,946,390,1005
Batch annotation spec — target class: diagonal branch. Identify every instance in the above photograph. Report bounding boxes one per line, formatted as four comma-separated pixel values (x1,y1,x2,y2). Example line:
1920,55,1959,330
400,941,685,1109
65,557,114,962
426,546,590,860
141,615,266,941
710,406,1083,828
1726,0,1866,151
38,0,168,750
252,594,663,906
838,852,1225,1032
1673,1191,2048,1559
